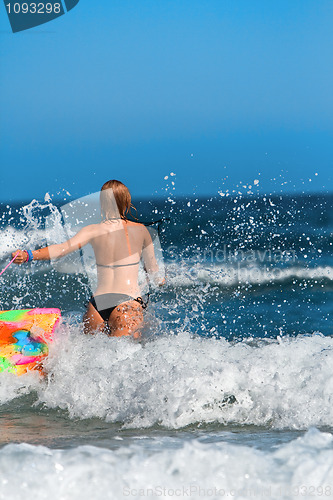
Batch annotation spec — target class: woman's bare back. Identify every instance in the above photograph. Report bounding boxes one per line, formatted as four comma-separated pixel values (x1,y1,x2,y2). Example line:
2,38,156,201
90,220,152,297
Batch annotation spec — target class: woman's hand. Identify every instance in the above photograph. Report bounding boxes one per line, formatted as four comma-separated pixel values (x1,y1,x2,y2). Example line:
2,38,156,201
11,250,28,264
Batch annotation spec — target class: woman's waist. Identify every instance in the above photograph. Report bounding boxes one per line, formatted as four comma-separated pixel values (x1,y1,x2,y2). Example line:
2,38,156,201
96,266,139,281
94,284,141,296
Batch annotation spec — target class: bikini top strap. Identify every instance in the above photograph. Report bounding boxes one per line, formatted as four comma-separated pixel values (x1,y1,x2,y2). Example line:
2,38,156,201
122,220,132,256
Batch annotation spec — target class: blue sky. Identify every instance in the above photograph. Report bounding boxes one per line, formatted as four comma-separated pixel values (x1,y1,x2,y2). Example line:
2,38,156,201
0,0,332,202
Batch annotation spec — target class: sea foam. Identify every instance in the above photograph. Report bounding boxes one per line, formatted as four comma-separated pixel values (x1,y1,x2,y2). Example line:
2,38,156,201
1,324,332,430
0,428,332,500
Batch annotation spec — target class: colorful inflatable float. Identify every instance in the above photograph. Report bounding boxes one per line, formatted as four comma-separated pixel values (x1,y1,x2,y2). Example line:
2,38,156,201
0,308,61,375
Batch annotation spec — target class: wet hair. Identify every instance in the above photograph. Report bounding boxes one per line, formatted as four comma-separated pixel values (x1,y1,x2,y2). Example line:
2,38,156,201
100,180,136,220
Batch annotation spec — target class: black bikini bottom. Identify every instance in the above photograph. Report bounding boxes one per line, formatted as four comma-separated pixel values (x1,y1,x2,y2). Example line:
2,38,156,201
88,293,147,322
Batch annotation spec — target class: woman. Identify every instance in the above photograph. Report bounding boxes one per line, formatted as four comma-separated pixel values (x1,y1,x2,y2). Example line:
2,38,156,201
12,180,161,338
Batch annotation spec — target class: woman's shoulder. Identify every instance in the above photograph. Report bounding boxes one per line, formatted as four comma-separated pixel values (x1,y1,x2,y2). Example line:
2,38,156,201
80,223,105,236
126,220,145,229
84,223,101,231
126,220,150,238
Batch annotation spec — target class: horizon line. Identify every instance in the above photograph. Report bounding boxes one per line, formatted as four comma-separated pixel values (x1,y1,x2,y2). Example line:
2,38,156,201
1,190,332,206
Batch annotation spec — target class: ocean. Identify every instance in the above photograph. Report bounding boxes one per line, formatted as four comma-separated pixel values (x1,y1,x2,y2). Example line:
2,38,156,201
0,192,332,499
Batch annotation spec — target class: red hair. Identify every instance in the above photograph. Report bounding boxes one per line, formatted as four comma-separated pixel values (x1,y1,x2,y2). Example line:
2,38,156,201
100,180,136,220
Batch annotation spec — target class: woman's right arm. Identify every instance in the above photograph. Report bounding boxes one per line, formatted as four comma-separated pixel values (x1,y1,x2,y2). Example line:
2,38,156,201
12,226,94,264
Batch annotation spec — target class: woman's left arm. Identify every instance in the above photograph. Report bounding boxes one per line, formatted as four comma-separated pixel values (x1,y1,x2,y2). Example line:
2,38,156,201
12,226,94,264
